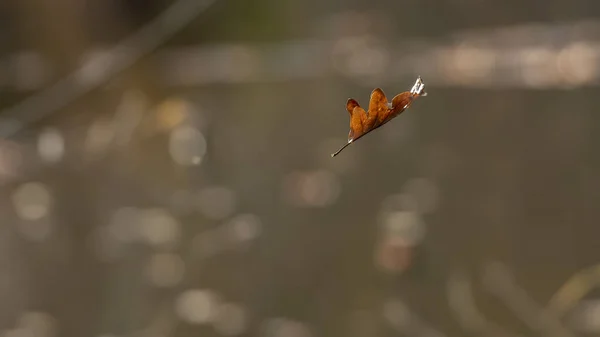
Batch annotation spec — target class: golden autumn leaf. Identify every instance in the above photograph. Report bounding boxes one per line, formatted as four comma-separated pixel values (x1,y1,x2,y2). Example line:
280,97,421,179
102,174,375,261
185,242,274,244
331,76,427,157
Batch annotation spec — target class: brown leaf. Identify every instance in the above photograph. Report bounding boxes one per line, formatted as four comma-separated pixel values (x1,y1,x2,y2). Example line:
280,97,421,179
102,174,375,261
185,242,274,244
368,88,388,130
346,98,360,116
331,76,427,157
348,104,368,141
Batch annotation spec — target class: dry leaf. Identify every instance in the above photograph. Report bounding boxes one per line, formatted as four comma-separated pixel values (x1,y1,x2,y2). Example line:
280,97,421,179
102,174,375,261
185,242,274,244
331,76,427,157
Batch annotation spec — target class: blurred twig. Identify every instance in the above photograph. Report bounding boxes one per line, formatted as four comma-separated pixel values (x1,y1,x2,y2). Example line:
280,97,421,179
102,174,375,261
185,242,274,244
0,0,221,139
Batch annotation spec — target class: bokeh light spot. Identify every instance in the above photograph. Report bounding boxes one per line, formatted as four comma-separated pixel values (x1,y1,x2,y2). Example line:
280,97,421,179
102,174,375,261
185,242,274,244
12,182,51,221
169,125,207,166
227,213,262,243
175,289,220,324
139,208,180,248
557,42,598,86
37,128,65,163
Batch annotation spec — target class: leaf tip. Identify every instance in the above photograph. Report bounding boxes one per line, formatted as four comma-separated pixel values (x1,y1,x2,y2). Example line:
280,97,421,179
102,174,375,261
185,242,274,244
410,76,427,96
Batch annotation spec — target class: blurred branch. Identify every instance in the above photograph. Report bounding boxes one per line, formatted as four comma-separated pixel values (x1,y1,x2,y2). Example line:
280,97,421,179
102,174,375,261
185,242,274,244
481,262,575,337
547,264,600,317
0,0,221,139
447,270,527,337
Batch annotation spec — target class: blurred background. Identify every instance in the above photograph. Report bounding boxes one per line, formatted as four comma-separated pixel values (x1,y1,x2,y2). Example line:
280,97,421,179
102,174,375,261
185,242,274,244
1,0,600,337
